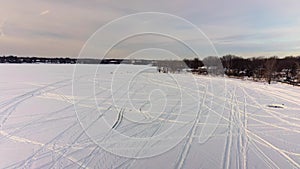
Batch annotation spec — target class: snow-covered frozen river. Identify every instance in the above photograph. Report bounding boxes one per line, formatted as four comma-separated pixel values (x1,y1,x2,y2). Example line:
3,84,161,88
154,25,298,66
0,64,299,168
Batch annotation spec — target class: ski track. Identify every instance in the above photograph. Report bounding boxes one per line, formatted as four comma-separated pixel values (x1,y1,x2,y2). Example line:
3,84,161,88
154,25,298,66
0,65,299,168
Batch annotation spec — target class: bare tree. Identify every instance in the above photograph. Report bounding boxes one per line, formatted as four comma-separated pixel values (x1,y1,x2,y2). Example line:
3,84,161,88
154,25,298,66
222,54,236,70
203,56,224,76
295,62,300,85
264,57,277,84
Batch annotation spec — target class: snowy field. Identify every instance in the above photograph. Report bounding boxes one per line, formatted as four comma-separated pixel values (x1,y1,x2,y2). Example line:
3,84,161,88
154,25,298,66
0,64,300,169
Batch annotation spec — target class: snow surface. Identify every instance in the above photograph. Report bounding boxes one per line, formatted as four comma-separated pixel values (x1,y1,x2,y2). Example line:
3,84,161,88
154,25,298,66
0,64,299,169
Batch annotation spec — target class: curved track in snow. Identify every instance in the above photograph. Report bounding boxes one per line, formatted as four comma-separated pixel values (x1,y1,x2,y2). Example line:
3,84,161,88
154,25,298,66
0,64,299,169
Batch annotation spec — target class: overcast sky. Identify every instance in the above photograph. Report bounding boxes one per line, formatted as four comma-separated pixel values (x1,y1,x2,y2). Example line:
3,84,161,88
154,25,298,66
0,0,300,58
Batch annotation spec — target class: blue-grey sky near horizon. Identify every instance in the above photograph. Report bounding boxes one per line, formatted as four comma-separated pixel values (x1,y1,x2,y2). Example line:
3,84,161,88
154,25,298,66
0,0,300,58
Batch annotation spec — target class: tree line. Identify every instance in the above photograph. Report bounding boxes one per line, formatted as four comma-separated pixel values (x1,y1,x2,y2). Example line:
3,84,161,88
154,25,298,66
1,54,300,85
184,55,300,85
0,56,151,64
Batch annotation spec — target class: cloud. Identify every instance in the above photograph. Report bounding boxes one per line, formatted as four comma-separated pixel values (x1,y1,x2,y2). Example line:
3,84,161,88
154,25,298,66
39,10,49,16
0,19,6,37
1,0,300,58
0,0,126,56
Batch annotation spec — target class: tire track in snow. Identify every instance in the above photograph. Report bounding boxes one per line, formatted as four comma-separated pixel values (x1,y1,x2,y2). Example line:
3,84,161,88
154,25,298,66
239,85,249,169
222,87,235,169
174,81,208,169
240,83,300,168
234,84,250,169
0,79,72,128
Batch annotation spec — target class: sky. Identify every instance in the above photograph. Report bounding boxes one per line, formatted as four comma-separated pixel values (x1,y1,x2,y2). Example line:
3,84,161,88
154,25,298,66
0,0,300,59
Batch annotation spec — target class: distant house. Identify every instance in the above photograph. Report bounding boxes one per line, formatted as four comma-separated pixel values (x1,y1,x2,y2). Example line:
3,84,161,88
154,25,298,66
198,66,208,75
109,60,118,64
157,60,187,73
